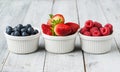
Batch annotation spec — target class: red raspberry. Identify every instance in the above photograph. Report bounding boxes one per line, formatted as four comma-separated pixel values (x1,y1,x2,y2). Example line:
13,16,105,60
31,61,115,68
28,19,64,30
100,27,110,36
104,23,113,34
93,21,102,28
85,20,94,29
80,27,89,34
83,31,91,36
92,30,101,36
90,27,99,33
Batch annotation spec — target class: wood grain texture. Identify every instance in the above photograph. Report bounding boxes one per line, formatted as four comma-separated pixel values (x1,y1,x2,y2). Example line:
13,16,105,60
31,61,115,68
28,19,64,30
99,0,120,52
1,0,53,72
0,0,120,72
77,0,120,72
44,0,84,72
0,0,33,71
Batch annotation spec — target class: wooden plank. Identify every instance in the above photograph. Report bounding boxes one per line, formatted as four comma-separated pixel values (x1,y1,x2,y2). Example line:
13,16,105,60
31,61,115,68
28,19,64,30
2,0,53,72
44,0,84,72
77,0,120,72
0,0,32,71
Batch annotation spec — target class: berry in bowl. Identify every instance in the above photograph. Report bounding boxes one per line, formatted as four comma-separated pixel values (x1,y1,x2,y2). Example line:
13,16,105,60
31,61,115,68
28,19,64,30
5,24,40,54
79,20,113,54
41,14,80,53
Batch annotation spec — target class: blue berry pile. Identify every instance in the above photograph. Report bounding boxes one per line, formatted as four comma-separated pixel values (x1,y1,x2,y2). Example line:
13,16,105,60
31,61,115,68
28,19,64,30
6,24,39,36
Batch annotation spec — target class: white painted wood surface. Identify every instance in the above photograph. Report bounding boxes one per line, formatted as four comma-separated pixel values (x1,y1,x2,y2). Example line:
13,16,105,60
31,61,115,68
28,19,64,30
0,0,120,72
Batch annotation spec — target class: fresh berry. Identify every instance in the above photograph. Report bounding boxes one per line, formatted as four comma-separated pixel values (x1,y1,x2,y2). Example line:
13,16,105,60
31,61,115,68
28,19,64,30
47,19,52,26
14,31,20,36
17,24,23,29
100,27,110,36
41,24,53,35
93,21,102,28
47,14,65,27
65,22,80,34
105,23,113,31
80,27,89,34
31,29,39,35
83,31,91,36
6,26,13,35
22,32,29,36
92,30,101,36
11,32,14,36
90,27,99,33
52,14,65,24
54,23,72,36
27,27,34,35
21,28,27,33
85,20,94,28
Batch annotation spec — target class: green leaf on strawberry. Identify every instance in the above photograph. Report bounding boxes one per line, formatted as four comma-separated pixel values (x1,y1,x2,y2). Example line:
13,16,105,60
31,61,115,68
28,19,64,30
49,14,53,19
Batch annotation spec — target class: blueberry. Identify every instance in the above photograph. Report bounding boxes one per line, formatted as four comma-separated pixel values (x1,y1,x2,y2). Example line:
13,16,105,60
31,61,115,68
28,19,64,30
14,31,20,36
32,29,38,35
27,27,34,35
6,26,13,35
17,24,23,29
13,26,21,32
21,28,27,32
22,32,29,36
11,32,14,36
26,24,31,28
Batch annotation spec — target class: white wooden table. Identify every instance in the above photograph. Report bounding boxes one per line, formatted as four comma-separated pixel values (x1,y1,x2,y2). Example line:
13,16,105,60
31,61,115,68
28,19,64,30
0,0,120,72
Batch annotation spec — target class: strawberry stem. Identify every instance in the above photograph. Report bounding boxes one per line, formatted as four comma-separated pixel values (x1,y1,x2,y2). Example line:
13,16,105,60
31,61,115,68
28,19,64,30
49,14,53,19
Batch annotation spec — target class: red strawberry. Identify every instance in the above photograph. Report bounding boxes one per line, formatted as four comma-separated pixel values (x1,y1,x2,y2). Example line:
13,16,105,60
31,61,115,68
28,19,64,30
85,20,94,28
93,21,102,28
80,27,89,34
52,14,65,24
54,23,72,36
90,27,99,33
92,30,101,36
100,27,110,36
47,14,65,27
65,22,80,34
105,23,113,32
41,24,53,35
83,31,91,36
47,19,52,26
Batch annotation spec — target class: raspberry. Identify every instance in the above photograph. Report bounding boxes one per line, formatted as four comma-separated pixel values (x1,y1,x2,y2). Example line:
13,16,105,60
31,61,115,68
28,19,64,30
105,23,113,32
92,30,101,36
80,27,89,34
93,21,102,28
83,31,91,36
90,27,99,33
85,20,94,29
100,27,110,36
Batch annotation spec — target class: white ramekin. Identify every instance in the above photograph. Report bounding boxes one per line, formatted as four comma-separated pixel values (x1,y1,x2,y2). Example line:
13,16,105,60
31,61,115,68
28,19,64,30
79,33,113,54
5,29,40,54
42,32,78,53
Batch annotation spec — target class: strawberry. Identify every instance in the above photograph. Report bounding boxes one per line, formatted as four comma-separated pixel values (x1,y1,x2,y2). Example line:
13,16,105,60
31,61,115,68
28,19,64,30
54,23,72,36
52,14,65,24
100,27,110,36
104,23,113,32
80,27,89,34
85,20,94,29
92,30,101,36
93,21,102,28
65,22,80,34
41,24,53,35
90,27,99,33
47,19,52,26
83,31,91,36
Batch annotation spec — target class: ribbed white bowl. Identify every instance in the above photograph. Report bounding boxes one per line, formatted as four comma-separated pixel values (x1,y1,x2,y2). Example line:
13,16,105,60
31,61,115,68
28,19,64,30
42,32,78,53
79,33,113,54
5,30,40,54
